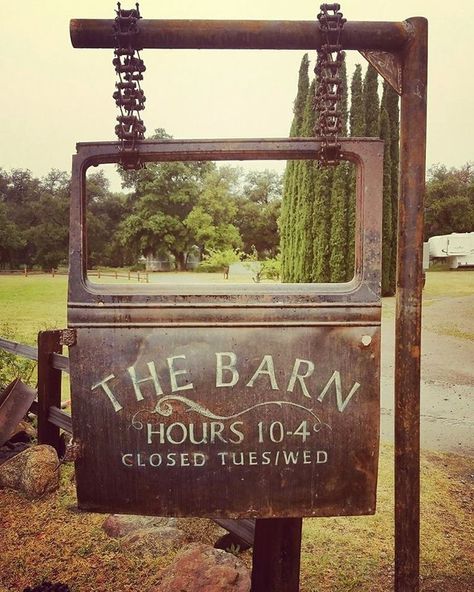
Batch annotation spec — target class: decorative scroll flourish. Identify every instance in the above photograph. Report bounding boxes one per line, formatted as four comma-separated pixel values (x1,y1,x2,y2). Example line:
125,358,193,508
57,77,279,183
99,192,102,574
131,396,331,433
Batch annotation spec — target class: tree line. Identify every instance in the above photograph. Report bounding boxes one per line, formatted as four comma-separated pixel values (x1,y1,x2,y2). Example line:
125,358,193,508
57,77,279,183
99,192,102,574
0,140,282,271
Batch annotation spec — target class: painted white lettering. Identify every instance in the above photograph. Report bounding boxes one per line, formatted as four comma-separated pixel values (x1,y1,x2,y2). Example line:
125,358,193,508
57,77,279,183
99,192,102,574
228,421,245,444
218,452,228,465
149,453,162,467
137,453,146,467
194,453,206,467
166,422,188,445
91,374,122,412
215,352,239,387
248,451,258,465
167,355,193,392
121,453,133,467
303,450,312,464
287,359,314,399
232,452,244,465
127,361,163,402
147,423,165,444
180,453,190,467
246,355,279,390
188,423,208,445
210,422,227,444
317,370,361,412
282,450,299,464
261,452,271,465
167,453,177,466
316,450,328,464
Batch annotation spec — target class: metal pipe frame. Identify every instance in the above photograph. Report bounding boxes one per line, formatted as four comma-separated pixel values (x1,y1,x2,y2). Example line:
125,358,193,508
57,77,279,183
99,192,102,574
69,16,428,592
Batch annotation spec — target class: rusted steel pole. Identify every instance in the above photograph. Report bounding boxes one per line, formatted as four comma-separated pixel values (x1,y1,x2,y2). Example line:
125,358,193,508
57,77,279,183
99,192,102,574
395,17,428,592
251,518,302,592
70,19,409,51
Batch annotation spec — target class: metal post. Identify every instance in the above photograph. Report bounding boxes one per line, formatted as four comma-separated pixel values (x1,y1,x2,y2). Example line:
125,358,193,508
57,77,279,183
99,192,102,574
395,17,428,592
70,19,409,51
251,518,302,592
37,330,63,452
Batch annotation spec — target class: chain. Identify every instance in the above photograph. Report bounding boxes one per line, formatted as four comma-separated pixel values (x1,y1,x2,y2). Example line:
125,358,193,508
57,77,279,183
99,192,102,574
314,3,346,165
113,2,146,170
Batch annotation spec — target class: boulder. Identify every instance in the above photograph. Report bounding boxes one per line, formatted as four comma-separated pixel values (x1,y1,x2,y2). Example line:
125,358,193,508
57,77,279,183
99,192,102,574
0,444,59,499
155,543,251,592
120,526,186,555
102,513,178,538
8,420,37,443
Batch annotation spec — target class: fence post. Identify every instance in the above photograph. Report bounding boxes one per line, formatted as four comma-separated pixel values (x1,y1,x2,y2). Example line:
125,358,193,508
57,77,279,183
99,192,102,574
37,330,63,452
251,518,302,592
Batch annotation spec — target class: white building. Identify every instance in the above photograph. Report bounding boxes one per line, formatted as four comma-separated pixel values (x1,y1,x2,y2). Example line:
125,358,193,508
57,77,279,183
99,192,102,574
428,232,474,269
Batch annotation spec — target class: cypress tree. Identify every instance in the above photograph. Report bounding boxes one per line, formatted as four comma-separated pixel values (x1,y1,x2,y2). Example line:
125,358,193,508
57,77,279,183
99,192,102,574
311,167,333,282
384,82,400,294
346,64,364,281
297,79,318,282
350,65,364,136
379,105,393,296
363,64,380,137
329,62,349,282
281,54,309,281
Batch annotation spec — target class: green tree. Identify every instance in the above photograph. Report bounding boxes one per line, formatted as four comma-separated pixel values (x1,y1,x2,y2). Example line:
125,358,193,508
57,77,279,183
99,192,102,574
364,65,380,137
329,62,349,282
118,158,214,270
295,78,318,282
185,166,242,255
280,54,310,281
346,64,365,281
425,163,474,238
0,203,25,268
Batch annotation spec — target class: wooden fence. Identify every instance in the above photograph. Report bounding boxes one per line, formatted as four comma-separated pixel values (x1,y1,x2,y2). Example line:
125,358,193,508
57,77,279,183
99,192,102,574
0,331,72,450
0,269,149,282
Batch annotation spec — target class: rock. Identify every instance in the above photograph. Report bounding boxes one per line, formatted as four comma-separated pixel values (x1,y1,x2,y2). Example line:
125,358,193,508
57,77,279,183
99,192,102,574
102,513,178,538
8,420,36,443
121,526,186,555
155,543,251,592
0,444,59,499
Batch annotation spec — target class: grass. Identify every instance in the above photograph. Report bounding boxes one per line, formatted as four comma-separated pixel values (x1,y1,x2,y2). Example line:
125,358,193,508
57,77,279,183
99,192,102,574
423,270,474,299
0,445,472,592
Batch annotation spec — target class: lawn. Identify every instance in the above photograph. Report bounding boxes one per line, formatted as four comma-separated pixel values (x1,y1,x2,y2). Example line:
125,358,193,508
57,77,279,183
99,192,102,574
1,269,473,345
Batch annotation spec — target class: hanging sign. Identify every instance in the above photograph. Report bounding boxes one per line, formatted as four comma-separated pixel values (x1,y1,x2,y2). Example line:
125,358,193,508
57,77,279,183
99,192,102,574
68,138,383,518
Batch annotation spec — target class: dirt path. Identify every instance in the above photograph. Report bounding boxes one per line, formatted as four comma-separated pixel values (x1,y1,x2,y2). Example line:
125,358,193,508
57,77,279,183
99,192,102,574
380,294,474,456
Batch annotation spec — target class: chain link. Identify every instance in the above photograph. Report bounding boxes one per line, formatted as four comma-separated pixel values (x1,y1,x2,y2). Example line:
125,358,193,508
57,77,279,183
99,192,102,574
113,2,146,170
314,3,346,165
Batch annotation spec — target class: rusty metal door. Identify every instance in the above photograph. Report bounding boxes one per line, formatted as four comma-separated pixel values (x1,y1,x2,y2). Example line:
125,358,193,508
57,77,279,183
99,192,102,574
68,137,382,518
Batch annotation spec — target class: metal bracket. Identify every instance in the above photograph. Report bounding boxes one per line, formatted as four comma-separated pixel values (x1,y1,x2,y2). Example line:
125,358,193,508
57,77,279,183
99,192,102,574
360,50,402,95
60,328,77,347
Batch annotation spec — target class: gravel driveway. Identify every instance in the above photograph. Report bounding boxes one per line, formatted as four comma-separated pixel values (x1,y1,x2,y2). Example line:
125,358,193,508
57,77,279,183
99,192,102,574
380,294,474,456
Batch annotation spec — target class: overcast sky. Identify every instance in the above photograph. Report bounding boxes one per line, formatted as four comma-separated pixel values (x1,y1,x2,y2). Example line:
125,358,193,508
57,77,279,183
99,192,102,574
1,0,472,186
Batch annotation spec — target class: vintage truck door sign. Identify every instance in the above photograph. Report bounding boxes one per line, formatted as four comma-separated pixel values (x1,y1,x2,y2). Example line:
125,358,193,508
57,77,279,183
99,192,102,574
68,138,383,518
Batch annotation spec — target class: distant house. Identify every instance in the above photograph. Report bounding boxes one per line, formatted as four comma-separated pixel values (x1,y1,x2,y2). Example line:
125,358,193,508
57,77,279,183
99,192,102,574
428,232,474,269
